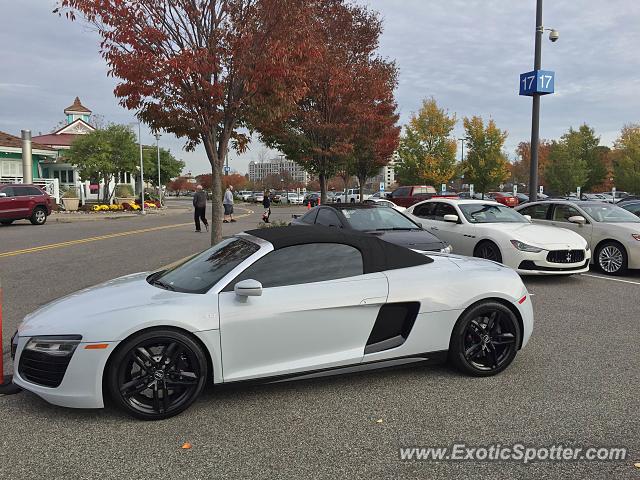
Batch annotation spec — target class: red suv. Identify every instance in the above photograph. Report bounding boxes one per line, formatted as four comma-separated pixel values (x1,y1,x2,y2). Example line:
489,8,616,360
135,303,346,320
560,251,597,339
0,184,53,225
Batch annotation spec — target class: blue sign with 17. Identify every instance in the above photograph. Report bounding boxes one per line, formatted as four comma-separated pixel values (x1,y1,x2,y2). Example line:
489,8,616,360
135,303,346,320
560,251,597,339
519,70,555,96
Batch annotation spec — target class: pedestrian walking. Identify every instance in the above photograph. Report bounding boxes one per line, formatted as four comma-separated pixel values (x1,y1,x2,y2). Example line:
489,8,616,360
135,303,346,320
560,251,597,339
193,185,209,232
262,191,271,223
223,185,236,223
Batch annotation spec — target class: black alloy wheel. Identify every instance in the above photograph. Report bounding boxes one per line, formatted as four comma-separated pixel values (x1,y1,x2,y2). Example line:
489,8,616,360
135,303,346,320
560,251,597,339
474,241,503,263
449,301,520,376
107,329,207,420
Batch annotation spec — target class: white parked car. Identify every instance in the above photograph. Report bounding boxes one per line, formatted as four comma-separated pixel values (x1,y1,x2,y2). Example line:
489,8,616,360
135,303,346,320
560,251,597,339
284,192,303,205
406,199,591,275
516,200,640,275
335,188,371,203
362,198,406,212
237,190,253,202
12,227,533,420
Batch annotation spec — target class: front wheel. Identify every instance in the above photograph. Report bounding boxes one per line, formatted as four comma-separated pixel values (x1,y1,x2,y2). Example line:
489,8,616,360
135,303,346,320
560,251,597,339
596,241,627,275
107,329,208,420
449,301,521,376
474,241,502,263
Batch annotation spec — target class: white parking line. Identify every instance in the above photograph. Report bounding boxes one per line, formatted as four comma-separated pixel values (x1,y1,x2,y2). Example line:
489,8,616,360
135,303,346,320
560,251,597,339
581,273,640,286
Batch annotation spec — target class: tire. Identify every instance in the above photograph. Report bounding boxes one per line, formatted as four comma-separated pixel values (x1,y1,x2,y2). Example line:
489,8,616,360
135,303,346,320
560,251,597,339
474,240,502,263
30,207,48,225
350,198,356,203
449,301,521,377
107,329,208,420
0,220,14,225
596,241,627,275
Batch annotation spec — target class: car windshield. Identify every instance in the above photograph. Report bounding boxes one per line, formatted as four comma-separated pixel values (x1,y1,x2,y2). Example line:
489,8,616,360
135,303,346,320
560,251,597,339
580,203,640,223
150,237,260,293
459,203,528,223
339,207,419,230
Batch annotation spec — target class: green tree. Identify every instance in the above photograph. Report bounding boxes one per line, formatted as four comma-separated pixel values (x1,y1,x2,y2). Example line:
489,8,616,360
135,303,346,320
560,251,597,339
142,147,185,188
612,124,640,193
396,98,457,186
461,116,509,196
563,124,604,190
544,140,589,195
67,124,138,202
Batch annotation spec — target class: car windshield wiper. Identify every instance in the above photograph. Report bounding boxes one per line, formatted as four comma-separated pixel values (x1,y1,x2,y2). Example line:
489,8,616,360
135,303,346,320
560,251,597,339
151,279,176,291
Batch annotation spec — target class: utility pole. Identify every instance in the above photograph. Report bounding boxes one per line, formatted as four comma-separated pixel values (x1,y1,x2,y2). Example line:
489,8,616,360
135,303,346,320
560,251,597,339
154,133,162,205
529,0,543,203
138,122,146,215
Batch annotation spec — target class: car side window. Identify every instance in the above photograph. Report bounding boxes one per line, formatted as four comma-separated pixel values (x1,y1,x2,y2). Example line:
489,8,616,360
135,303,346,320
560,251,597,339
412,202,436,219
0,187,14,197
625,204,640,216
315,208,342,227
224,243,364,291
27,187,43,196
520,204,550,220
553,204,582,222
13,186,32,197
433,203,457,221
300,210,318,224
413,186,427,195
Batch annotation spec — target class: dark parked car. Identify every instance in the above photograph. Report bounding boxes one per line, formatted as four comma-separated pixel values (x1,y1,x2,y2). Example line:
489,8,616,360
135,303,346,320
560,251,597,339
304,193,321,207
291,203,451,253
0,184,53,225
620,201,640,217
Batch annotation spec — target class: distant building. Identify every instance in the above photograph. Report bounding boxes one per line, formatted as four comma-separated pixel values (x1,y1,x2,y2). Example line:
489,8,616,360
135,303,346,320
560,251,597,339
367,154,398,192
248,158,309,184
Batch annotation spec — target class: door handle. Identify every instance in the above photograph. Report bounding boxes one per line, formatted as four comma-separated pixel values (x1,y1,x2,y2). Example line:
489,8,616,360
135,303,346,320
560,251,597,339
430,226,439,231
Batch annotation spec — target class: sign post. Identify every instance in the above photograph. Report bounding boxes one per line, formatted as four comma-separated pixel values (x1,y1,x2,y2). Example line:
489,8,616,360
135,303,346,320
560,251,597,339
513,184,518,196
441,184,446,194
469,184,475,198
612,186,616,203
539,185,544,195
379,182,385,192
577,186,581,199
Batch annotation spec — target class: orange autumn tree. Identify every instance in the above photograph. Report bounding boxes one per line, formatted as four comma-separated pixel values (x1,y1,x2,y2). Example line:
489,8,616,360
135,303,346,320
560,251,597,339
57,0,320,243
257,1,389,203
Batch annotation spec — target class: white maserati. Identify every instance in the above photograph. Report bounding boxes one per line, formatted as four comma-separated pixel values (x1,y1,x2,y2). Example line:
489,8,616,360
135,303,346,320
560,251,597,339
406,199,591,275
12,226,533,420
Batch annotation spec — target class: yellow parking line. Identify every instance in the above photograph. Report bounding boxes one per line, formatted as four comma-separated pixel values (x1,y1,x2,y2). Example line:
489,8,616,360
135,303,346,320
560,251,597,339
0,223,193,258
0,207,256,259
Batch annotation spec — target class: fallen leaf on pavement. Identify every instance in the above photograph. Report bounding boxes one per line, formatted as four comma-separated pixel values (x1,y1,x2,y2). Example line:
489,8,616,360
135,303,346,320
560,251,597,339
181,442,192,449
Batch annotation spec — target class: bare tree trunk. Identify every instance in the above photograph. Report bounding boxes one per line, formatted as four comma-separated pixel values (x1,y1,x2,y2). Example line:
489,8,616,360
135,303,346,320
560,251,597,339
358,174,367,202
203,133,223,245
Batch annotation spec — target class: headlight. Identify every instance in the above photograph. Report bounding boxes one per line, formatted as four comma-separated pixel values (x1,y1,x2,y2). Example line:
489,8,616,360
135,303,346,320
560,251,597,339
440,245,453,254
510,240,544,253
24,335,82,357
632,234,640,241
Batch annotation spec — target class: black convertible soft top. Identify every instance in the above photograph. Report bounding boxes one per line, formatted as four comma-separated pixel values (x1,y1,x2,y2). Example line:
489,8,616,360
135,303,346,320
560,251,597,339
246,226,433,273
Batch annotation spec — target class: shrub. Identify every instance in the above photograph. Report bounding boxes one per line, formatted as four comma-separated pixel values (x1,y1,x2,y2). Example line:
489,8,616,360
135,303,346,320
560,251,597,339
62,187,79,199
115,184,134,197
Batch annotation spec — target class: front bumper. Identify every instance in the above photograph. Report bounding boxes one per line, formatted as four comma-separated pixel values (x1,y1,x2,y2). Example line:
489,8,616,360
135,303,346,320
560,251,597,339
506,248,591,275
12,335,118,409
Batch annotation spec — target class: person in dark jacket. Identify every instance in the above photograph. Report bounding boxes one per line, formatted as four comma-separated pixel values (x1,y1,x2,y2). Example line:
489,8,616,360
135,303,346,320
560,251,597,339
262,192,271,223
193,185,209,232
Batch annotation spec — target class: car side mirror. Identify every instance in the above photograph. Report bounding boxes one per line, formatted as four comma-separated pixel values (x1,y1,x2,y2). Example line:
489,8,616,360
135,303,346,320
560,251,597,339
385,193,392,199
0,192,6,198
568,215,586,225
443,214,459,223
234,279,263,297
523,214,532,221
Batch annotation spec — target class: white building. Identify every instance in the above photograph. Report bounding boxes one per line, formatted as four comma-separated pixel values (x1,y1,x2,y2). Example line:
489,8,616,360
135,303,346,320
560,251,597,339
248,158,309,184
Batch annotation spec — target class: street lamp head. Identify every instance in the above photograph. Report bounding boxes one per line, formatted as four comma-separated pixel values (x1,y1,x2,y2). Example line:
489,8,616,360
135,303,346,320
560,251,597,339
548,29,559,42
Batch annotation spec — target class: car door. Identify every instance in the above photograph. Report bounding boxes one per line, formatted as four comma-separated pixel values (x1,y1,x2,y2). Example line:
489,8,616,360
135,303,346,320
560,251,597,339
424,203,465,249
12,186,35,218
0,186,20,219
548,204,593,243
218,243,388,382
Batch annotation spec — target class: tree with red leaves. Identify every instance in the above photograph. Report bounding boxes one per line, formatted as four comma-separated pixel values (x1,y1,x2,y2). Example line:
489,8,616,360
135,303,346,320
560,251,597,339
348,59,400,200
257,1,389,204
57,0,319,243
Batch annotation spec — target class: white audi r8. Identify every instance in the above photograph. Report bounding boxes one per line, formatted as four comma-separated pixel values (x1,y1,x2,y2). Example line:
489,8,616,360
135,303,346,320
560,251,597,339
406,199,591,275
12,226,533,420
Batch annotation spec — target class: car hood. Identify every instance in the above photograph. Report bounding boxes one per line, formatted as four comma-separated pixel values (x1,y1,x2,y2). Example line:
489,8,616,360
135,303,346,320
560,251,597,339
18,272,209,342
483,223,588,249
363,229,447,251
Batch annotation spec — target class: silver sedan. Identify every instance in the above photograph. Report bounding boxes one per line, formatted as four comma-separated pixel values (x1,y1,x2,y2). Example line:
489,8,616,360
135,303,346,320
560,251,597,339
516,200,640,275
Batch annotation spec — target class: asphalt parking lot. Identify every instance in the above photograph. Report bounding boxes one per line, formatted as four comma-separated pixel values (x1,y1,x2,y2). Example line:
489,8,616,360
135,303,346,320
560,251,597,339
0,202,638,479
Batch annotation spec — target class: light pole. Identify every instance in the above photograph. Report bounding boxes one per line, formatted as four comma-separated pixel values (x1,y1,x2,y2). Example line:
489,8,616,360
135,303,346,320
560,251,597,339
528,0,558,202
132,121,146,215
154,133,162,205
457,137,465,162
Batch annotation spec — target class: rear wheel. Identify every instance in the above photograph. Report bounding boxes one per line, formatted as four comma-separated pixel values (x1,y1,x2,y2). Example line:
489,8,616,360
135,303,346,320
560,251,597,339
596,241,627,275
474,241,502,263
107,329,208,420
449,301,521,376
30,207,47,225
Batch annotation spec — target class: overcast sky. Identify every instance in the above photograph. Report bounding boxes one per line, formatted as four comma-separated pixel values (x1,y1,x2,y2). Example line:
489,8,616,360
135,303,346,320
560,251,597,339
1,0,639,175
